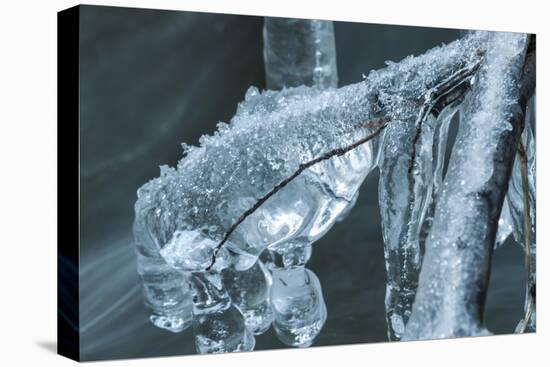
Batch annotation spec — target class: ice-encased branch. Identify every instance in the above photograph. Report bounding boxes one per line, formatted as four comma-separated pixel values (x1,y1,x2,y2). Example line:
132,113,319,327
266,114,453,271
506,37,536,332
403,32,532,340
515,140,534,333
135,33,485,272
207,118,388,270
205,34,486,270
492,36,536,331
379,61,480,340
133,34,488,343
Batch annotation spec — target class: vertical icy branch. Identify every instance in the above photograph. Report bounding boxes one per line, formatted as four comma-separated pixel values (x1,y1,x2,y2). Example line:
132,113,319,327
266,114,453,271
378,59,480,340
263,17,338,89
379,108,456,340
378,119,425,340
508,95,536,332
404,32,530,340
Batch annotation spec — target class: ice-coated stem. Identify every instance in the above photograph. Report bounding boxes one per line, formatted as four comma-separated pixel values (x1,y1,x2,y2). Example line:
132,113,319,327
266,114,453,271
263,17,338,89
404,33,531,340
207,120,388,271
516,140,534,333
508,94,536,333
379,64,478,340
378,119,424,340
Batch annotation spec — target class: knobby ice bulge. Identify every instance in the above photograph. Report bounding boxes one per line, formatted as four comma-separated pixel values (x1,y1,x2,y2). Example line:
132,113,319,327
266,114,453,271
132,19,536,354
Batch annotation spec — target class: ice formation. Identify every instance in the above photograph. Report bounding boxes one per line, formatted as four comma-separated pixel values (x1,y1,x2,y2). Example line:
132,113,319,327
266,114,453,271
133,24,534,354
507,96,536,332
379,108,457,339
135,18,347,352
190,271,256,353
404,32,530,340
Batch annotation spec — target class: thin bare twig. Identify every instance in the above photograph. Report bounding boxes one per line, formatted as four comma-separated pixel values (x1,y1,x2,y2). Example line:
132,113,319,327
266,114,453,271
206,119,389,271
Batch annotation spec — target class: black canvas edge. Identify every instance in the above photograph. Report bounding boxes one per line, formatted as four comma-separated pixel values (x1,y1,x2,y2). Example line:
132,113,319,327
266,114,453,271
57,5,81,362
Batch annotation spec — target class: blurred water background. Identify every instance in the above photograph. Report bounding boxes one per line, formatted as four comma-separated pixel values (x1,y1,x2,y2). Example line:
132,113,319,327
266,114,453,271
79,5,526,360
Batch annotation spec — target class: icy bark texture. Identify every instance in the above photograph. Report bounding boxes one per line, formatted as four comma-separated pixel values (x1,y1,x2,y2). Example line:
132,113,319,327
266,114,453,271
404,32,529,340
376,34,486,340
133,33,488,352
263,18,338,89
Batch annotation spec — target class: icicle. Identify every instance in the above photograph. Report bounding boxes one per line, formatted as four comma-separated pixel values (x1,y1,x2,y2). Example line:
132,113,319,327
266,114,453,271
379,105,457,340
420,108,457,243
222,260,274,335
262,241,327,347
270,266,327,347
133,212,193,333
263,18,338,89
404,32,529,340
378,120,424,341
190,271,255,353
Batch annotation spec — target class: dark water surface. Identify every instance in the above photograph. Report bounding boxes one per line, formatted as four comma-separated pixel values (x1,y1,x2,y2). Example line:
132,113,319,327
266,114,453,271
78,5,527,360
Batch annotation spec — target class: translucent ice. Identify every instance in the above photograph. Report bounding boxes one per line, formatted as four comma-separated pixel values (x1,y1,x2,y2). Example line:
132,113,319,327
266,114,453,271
507,99,536,252
495,199,513,248
260,241,326,347
269,264,327,347
264,240,313,268
133,211,194,333
190,272,256,353
263,18,338,89
506,96,536,332
135,252,193,332
376,36,478,339
133,33,485,274
193,305,256,354
132,32,490,347
134,82,381,273
222,261,273,335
